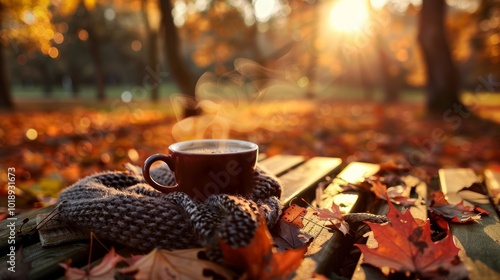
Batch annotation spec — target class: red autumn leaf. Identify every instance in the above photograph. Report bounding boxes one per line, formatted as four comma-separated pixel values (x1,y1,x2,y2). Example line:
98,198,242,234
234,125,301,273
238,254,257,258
60,248,122,280
310,202,349,236
120,248,236,280
429,191,490,223
370,178,417,207
387,185,418,207
281,204,307,228
271,219,313,251
356,201,467,279
220,218,307,279
457,182,487,195
377,162,411,176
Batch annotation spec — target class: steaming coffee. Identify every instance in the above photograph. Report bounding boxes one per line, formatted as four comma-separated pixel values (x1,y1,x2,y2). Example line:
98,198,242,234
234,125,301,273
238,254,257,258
143,139,258,201
185,148,240,154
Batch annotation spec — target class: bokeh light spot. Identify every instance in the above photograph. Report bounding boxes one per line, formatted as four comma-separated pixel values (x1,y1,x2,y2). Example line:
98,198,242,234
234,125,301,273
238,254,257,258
128,149,139,162
53,32,64,44
26,128,38,141
131,40,142,52
121,91,133,102
22,11,36,24
101,153,111,164
104,8,116,21
48,47,59,58
297,76,309,88
78,29,89,41
80,117,91,129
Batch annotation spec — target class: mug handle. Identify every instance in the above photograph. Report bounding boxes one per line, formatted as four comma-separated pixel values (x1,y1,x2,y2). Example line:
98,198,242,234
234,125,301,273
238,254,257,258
142,153,178,193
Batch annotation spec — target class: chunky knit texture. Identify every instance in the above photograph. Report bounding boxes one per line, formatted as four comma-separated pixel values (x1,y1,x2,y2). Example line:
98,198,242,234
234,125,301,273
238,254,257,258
57,164,282,253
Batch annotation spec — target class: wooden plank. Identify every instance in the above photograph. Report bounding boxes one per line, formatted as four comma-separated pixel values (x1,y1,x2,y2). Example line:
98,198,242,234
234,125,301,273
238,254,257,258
292,162,378,279
485,169,500,193
277,157,342,205
440,168,500,280
484,168,500,218
258,155,305,176
0,205,92,280
0,206,55,255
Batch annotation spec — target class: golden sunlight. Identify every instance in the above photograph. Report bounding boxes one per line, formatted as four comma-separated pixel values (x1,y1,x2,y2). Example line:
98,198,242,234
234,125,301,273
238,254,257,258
329,0,369,32
254,0,279,22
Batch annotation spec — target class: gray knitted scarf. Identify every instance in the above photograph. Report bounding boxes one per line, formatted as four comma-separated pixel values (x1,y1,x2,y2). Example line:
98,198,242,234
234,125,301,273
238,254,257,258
57,164,282,254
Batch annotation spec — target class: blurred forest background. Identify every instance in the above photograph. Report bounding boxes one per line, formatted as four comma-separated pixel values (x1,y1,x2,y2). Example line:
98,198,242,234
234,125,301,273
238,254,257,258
1,0,500,208
2,0,500,106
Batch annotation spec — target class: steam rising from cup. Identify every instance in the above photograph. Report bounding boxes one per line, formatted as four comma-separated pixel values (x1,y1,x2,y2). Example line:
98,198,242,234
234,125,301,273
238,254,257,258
170,58,312,142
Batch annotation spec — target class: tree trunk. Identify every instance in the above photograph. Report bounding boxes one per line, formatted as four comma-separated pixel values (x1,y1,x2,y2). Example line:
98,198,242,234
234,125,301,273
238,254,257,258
158,0,198,117
39,61,53,98
88,27,105,101
0,4,14,110
417,0,463,115
141,0,160,102
81,1,105,101
0,38,14,110
70,65,81,98
368,1,399,103
377,43,399,103
358,56,374,100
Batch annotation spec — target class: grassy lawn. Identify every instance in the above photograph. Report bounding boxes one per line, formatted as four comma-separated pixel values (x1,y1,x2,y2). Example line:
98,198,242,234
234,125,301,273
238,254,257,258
12,82,500,105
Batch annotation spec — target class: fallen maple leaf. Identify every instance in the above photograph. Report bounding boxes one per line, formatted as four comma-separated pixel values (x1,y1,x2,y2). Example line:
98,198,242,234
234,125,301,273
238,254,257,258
356,200,467,279
120,248,236,280
220,218,307,279
370,178,417,207
60,248,122,280
429,191,490,223
271,219,313,251
310,202,349,236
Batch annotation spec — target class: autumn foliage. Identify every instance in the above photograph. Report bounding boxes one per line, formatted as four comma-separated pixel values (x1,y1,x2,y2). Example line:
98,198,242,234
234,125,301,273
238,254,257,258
356,201,467,279
220,218,308,280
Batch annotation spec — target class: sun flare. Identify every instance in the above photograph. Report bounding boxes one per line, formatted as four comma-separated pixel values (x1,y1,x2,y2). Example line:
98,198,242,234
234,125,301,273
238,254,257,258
329,0,369,32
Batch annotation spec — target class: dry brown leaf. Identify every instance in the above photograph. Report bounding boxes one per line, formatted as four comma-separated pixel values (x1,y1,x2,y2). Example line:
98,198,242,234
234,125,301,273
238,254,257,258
60,248,122,280
120,248,236,280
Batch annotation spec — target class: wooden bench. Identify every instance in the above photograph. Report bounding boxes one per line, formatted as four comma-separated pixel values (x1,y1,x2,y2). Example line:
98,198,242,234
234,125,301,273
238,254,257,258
1,156,499,279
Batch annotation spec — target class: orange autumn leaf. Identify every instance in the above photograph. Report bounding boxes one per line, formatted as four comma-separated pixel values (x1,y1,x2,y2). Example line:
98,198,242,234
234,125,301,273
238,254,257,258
220,218,307,280
60,248,122,280
120,248,236,280
356,201,467,279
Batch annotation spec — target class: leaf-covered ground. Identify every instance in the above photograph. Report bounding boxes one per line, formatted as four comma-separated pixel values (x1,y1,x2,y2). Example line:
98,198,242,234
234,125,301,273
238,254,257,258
1,99,499,209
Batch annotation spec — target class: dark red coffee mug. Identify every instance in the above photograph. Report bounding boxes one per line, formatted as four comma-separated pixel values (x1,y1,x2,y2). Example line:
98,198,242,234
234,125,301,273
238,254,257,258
142,139,258,201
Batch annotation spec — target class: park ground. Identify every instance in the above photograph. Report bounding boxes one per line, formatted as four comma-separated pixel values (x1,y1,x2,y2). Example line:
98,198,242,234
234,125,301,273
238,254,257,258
1,86,499,209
